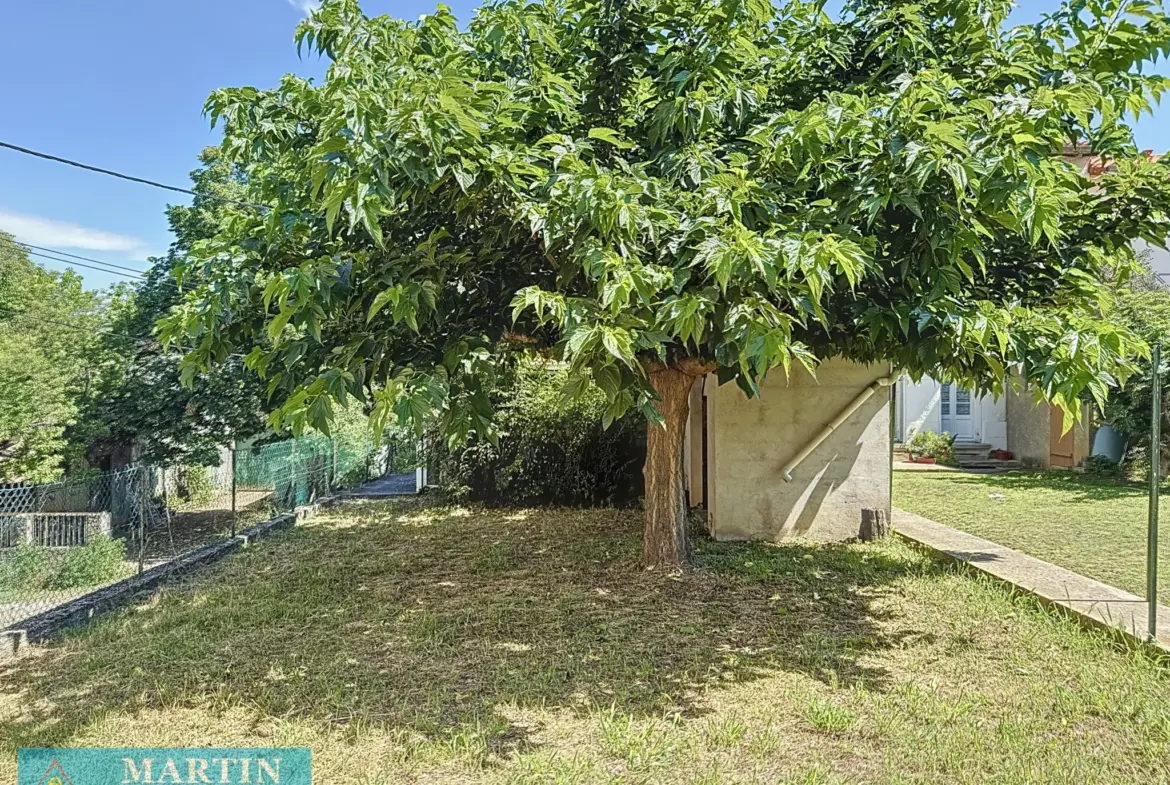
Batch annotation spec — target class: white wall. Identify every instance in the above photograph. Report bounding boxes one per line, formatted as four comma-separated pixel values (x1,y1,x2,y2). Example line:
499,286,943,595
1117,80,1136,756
1136,239,1170,286
981,393,1007,449
897,377,941,441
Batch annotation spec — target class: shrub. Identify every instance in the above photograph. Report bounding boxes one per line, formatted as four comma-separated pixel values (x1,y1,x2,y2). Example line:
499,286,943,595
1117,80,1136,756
437,359,645,506
182,465,217,507
907,429,956,464
1083,454,1122,479
46,535,127,589
1101,261,1170,479
0,542,51,590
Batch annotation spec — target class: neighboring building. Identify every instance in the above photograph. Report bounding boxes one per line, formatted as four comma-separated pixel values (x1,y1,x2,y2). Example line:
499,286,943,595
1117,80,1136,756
893,377,1091,469
684,359,893,541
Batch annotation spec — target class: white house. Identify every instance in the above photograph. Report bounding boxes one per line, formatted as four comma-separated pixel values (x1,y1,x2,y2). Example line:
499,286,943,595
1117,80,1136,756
894,376,1093,469
895,378,1007,448
1137,239,1170,285
894,146,1165,468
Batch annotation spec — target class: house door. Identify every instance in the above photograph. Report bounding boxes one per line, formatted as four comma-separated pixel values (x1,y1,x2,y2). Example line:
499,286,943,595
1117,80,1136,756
940,383,975,440
1050,405,1076,468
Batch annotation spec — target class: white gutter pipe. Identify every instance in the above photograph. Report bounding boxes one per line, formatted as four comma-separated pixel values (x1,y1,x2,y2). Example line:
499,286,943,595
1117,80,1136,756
781,373,900,482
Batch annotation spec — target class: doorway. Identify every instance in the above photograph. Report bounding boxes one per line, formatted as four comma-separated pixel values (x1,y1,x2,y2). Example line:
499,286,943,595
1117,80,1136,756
940,382,976,440
1049,405,1076,468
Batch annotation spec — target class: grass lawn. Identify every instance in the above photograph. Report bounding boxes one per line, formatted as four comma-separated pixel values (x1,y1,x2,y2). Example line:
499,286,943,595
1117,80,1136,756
894,471,1170,605
1,500,1168,784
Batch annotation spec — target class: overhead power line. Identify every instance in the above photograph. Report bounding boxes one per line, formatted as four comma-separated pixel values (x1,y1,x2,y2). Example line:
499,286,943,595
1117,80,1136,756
26,250,146,280
0,304,247,360
0,140,270,212
13,241,204,295
0,304,156,346
17,243,149,276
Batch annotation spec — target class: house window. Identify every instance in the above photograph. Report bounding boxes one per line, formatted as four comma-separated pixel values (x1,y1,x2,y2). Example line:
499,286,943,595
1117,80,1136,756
956,387,971,416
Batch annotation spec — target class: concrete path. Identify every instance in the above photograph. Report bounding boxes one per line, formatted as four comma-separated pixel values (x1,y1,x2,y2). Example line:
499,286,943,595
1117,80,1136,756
892,461,1017,475
892,461,962,473
894,509,1170,653
346,472,418,498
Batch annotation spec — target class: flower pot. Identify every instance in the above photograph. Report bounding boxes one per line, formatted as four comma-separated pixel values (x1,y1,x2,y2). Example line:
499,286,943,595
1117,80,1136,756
912,456,937,464
990,450,1013,461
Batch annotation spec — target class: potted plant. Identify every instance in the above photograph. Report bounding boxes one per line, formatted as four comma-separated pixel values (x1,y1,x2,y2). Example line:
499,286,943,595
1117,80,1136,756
906,430,957,465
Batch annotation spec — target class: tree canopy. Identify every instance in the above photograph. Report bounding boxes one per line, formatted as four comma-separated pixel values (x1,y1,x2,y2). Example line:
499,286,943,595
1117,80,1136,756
82,149,269,468
166,0,1170,565
0,235,110,482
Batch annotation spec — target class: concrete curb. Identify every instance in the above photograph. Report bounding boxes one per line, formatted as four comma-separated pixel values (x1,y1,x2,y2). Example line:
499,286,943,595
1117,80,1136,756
893,508,1170,657
0,496,341,660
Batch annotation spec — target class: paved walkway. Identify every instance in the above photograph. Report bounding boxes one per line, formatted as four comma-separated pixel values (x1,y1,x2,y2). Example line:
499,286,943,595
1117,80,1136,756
894,509,1170,653
892,461,962,473
892,461,1018,475
346,472,418,498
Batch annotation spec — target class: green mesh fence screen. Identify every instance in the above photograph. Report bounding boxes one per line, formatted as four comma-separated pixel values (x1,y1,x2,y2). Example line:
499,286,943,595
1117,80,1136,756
1,432,417,630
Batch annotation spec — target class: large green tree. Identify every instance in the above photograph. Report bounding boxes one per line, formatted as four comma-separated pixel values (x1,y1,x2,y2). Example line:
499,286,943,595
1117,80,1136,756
0,234,110,482
166,0,1170,567
83,149,269,467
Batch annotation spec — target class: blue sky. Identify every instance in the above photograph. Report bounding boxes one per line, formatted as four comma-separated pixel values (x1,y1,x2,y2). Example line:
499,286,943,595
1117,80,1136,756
1,1,1167,289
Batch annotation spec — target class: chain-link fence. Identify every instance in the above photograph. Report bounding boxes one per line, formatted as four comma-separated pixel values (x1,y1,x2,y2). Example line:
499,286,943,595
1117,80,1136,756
0,433,415,629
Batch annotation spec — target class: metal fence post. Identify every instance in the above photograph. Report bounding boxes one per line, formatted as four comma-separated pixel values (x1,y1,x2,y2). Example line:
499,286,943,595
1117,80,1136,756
291,439,299,511
137,467,147,575
1149,343,1161,643
230,441,238,538
332,435,339,492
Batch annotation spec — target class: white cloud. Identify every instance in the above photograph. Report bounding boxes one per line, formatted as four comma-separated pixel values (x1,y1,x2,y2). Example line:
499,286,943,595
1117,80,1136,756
286,0,321,15
0,210,150,256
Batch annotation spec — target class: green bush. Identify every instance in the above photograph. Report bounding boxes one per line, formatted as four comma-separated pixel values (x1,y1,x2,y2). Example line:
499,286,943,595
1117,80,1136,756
907,429,956,464
0,542,51,590
182,465,217,507
1083,454,1123,479
1101,261,1170,478
437,360,645,506
46,536,127,589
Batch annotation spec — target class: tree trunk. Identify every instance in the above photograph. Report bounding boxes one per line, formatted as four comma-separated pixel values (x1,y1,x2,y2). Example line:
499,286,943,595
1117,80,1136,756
642,364,696,570
859,508,890,542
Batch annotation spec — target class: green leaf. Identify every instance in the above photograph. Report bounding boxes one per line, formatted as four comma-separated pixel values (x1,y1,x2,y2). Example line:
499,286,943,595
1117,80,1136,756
587,127,635,149
368,286,403,323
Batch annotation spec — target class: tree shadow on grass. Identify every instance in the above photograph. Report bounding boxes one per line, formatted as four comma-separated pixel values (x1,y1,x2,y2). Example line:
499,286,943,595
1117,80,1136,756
0,500,926,753
904,470,1150,502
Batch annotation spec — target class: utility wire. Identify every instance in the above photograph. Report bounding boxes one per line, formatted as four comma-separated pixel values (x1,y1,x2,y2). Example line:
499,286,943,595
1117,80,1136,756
0,304,248,360
0,304,167,347
26,250,145,280
0,140,270,212
12,241,203,295
17,242,149,276
0,304,158,346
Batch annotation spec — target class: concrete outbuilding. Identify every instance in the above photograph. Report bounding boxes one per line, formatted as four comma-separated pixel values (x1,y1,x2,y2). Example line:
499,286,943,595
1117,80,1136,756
684,358,894,542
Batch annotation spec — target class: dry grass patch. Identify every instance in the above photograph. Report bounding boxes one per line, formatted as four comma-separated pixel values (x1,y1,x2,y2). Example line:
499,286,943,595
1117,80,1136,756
0,499,1167,784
